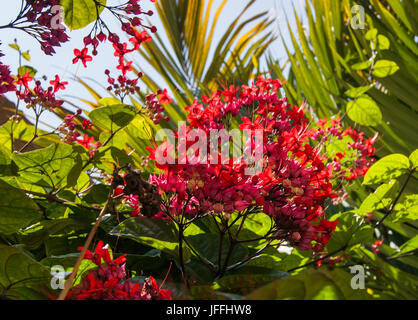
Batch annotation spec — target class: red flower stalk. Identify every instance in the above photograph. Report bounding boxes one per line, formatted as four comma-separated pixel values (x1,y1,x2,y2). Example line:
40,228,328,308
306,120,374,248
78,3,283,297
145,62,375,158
66,241,172,300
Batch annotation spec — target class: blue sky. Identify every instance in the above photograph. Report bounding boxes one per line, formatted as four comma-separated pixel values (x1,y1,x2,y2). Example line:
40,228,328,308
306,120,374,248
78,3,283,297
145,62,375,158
0,0,306,128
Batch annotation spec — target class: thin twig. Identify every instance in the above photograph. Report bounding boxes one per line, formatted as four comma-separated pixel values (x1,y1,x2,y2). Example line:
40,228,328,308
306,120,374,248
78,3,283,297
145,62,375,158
57,188,113,300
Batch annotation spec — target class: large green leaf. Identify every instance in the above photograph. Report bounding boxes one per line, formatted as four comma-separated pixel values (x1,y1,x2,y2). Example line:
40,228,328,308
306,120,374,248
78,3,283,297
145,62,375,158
363,153,411,185
186,233,248,268
357,180,400,215
89,105,137,132
326,212,373,253
347,95,383,126
409,149,418,169
372,60,400,78
0,180,40,235
0,244,50,300
61,0,106,30
246,268,372,300
13,143,84,189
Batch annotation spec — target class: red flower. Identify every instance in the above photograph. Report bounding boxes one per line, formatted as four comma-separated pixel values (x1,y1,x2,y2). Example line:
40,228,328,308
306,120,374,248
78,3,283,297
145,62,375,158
16,72,33,89
116,60,133,75
158,88,173,104
73,48,92,68
130,29,152,49
77,134,95,149
49,75,68,92
82,119,92,130
67,241,172,300
372,240,383,255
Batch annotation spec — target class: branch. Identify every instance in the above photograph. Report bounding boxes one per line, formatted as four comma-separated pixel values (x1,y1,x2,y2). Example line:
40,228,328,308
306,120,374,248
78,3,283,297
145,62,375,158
226,238,276,273
57,188,113,300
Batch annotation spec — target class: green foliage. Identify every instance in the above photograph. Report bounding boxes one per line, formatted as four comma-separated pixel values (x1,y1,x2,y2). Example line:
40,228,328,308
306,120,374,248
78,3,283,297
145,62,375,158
363,153,411,185
268,0,418,155
12,143,84,189
131,0,276,119
372,60,400,78
0,0,416,301
89,104,137,132
347,95,382,126
0,180,40,235
110,217,191,261
246,268,370,300
0,244,51,300
17,66,36,77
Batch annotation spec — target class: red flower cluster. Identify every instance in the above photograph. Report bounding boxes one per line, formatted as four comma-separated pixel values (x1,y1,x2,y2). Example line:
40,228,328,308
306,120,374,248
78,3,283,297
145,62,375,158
312,117,377,181
0,63,16,96
76,0,155,60
101,29,152,101
371,239,383,255
145,89,172,124
23,0,70,55
16,74,64,111
59,108,93,145
145,77,375,252
66,241,172,300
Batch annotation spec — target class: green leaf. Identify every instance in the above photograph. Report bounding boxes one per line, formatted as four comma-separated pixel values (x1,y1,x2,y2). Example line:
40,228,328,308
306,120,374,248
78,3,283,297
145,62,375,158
41,253,97,286
409,149,418,169
110,217,190,261
365,28,378,41
246,268,371,300
99,131,127,147
17,66,37,77
61,0,106,30
89,104,137,132
344,86,372,98
357,180,400,215
13,143,83,189
394,234,418,257
0,244,51,299
372,60,399,78
0,180,40,235
21,51,31,62
0,145,17,176
98,97,122,106
8,43,20,51
186,233,248,268
377,35,390,50
351,60,372,70
82,184,110,204
0,120,35,147
326,212,373,252
347,95,382,126
126,115,156,140
393,194,418,222
363,154,410,185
